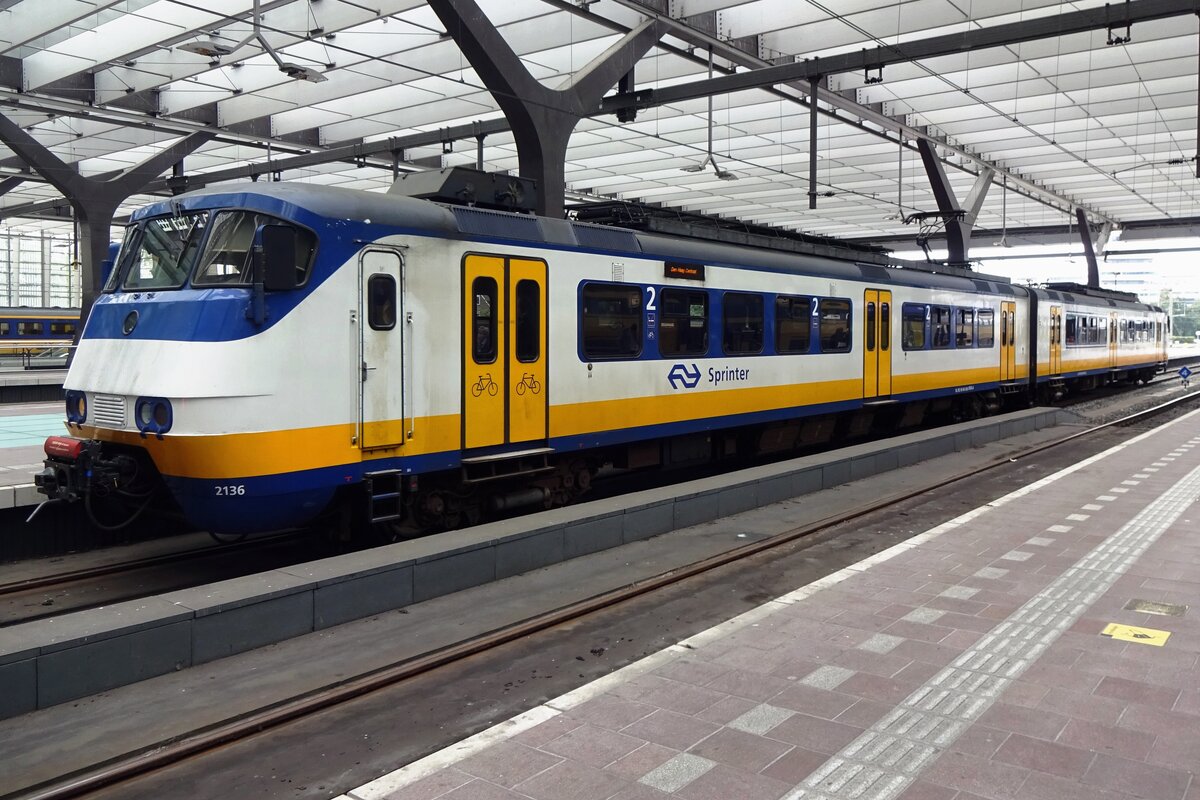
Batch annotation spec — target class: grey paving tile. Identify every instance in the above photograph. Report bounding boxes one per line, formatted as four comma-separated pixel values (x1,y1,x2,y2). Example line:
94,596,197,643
857,632,904,654
798,664,855,690
726,703,795,736
637,753,715,794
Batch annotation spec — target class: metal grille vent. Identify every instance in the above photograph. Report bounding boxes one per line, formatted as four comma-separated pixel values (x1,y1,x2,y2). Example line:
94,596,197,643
92,395,127,428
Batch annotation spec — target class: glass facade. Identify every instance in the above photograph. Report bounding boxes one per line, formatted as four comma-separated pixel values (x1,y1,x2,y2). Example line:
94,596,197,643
0,230,81,308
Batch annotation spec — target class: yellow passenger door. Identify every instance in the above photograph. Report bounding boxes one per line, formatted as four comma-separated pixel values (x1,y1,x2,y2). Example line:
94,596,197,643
1048,305,1062,376
1109,311,1119,369
462,255,548,450
863,289,892,399
1000,301,1017,381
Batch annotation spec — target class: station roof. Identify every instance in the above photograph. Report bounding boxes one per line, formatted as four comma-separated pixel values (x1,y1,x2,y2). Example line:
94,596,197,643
0,0,1197,254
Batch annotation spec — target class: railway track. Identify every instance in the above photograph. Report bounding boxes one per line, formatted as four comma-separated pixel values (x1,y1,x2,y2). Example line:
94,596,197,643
4,366,1195,627
0,531,310,627
16,384,1199,800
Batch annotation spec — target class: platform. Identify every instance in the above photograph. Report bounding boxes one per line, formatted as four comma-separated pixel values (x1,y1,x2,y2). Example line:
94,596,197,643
0,401,60,510
340,408,1200,800
0,367,67,404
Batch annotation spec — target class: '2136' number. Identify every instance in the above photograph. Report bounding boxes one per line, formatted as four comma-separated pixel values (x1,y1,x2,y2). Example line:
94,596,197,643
215,485,246,496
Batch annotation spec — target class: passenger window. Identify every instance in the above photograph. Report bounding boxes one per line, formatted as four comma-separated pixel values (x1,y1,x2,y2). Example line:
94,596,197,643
0,322,8,335
819,298,852,353
19,321,43,336
723,293,763,355
660,288,708,356
930,305,952,349
957,308,974,348
367,274,396,330
977,310,995,347
581,283,642,359
901,304,926,350
880,303,890,350
775,295,811,354
515,279,540,363
472,277,498,363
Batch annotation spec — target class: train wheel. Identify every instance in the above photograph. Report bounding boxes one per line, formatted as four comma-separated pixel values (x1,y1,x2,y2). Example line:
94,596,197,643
410,488,466,532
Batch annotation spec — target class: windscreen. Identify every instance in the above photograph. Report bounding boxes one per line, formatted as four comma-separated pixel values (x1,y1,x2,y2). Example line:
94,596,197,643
122,212,209,290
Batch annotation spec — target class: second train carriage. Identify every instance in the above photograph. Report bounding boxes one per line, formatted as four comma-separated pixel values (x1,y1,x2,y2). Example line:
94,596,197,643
35,180,1166,534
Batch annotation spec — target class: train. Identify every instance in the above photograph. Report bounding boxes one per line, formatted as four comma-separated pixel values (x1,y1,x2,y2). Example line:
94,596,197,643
0,306,80,355
34,172,1168,535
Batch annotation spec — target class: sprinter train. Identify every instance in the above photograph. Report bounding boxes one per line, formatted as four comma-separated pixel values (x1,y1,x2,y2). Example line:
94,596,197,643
36,177,1167,534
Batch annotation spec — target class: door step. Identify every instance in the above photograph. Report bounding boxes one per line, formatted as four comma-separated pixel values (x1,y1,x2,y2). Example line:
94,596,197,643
364,470,403,523
461,448,555,484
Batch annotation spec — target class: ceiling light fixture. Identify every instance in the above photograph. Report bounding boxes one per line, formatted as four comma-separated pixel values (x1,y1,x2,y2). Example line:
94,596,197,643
176,1,329,82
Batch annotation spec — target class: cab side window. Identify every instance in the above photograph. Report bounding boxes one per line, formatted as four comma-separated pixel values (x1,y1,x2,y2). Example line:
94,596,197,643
367,274,396,330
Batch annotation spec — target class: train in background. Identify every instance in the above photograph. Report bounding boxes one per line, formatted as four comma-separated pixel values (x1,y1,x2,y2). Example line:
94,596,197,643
34,171,1167,535
0,307,80,356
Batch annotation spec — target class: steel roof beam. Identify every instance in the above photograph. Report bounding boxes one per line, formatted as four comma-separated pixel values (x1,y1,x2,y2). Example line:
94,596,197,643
0,110,212,328
426,0,663,218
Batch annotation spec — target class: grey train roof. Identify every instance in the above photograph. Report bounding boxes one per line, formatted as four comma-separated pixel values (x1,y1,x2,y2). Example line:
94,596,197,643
167,183,1051,299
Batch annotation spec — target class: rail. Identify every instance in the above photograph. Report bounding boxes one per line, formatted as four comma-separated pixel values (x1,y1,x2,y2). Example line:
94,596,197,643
17,387,1200,800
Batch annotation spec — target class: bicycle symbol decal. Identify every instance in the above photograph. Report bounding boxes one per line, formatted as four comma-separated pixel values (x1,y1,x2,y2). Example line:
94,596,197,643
516,373,542,396
471,373,499,397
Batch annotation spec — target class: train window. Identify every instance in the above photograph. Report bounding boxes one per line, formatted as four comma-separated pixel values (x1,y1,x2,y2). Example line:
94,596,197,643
818,298,852,353
19,321,44,336
723,293,763,355
775,295,812,354
956,309,975,348
193,212,317,287
124,212,208,290
977,310,995,347
660,288,708,356
581,283,642,360
515,280,540,363
901,304,926,350
105,225,141,292
472,277,498,363
880,303,890,350
0,322,8,336
367,274,396,331
865,303,876,352
930,305,952,349
49,322,75,335
1065,315,1077,345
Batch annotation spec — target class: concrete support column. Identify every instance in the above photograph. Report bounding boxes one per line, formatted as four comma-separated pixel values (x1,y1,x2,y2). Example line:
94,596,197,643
0,113,212,331
427,0,663,218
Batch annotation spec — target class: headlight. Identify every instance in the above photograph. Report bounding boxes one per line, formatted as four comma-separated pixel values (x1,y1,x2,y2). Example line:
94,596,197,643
134,397,173,437
65,390,87,423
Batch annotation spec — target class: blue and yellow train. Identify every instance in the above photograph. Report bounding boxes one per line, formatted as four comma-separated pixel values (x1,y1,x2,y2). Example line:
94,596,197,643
35,177,1167,533
0,306,79,355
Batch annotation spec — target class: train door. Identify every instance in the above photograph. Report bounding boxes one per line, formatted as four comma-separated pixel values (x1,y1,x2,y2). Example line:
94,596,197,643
462,254,548,449
1109,311,1119,369
1000,301,1017,380
359,248,405,449
1048,305,1062,375
863,289,892,398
